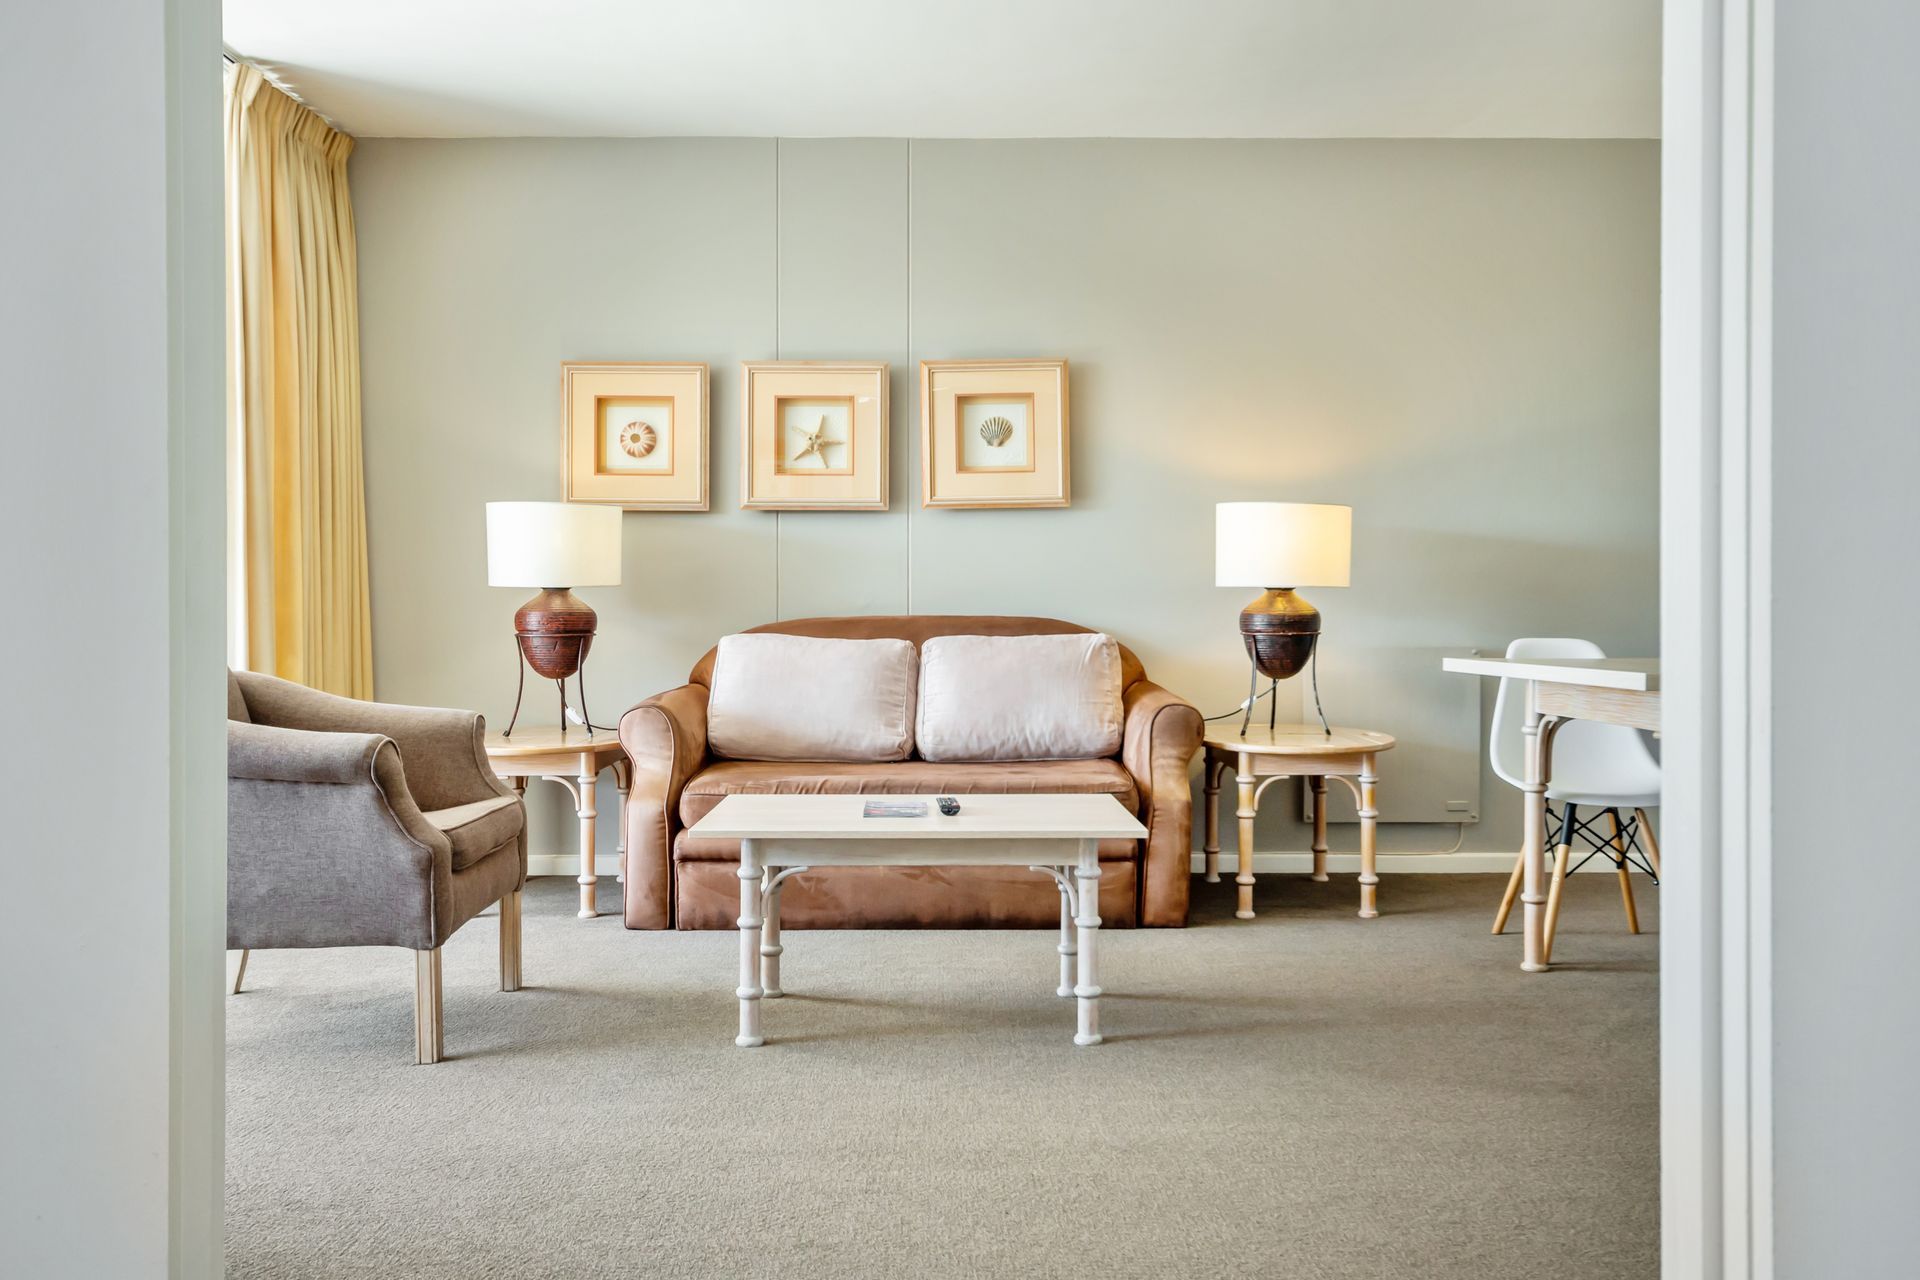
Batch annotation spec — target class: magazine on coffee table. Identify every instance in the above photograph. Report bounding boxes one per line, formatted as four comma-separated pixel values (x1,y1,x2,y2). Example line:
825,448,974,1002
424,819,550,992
862,800,927,818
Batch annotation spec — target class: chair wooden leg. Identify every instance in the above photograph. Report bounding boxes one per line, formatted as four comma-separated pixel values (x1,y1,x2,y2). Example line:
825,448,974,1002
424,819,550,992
1542,837,1573,965
1608,809,1641,934
1493,851,1525,934
1634,807,1662,879
415,948,444,1065
230,949,249,996
499,890,523,993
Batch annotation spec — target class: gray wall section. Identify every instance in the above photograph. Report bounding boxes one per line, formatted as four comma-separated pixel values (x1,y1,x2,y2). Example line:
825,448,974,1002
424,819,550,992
0,0,225,1274
1772,3,1920,1272
353,137,1659,864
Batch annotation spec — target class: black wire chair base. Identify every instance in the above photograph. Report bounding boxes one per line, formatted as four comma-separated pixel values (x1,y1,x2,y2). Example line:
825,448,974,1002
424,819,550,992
1547,802,1657,882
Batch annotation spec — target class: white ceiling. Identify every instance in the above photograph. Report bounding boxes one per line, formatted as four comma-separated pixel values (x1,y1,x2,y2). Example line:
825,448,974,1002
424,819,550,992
224,0,1660,140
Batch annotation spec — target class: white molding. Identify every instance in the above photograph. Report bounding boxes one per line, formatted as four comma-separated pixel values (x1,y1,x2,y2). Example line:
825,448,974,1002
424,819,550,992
1662,2,1773,1276
527,852,625,878
1188,852,1636,876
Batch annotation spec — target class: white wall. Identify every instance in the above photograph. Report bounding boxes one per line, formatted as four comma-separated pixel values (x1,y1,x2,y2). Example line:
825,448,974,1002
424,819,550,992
1771,1,1920,1270
351,137,1660,867
0,1,225,1276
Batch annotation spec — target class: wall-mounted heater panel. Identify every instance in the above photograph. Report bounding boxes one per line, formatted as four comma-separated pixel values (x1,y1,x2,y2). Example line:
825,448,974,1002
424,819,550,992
1304,645,1483,824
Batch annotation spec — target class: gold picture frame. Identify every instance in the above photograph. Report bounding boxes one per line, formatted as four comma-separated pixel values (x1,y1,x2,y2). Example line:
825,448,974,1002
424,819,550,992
562,362,708,511
742,361,890,510
920,359,1069,508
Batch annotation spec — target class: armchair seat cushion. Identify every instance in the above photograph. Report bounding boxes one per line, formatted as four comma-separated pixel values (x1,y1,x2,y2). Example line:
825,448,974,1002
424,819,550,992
424,795,524,871
676,757,1139,840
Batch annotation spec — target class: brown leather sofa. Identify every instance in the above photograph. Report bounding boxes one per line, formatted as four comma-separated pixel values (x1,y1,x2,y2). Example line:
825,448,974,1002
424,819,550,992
617,616,1204,929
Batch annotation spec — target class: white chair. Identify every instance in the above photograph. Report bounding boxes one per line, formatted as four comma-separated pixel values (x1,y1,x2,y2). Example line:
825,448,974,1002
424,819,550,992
1488,637,1662,959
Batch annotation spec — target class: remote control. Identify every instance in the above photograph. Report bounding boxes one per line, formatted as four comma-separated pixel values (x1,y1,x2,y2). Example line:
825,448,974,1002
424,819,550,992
936,796,961,816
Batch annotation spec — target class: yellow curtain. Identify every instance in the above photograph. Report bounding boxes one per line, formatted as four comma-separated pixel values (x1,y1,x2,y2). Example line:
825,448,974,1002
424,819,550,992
224,61,372,698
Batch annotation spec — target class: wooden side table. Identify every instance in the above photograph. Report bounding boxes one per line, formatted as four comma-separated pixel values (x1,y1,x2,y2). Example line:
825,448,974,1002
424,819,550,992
1201,725,1396,920
484,728,629,919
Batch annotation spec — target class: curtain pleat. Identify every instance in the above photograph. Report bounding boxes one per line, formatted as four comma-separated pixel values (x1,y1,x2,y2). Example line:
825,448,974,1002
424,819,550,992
225,62,372,698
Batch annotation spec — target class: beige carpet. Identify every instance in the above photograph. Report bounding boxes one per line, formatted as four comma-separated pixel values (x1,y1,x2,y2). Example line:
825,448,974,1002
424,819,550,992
226,873,1658,1279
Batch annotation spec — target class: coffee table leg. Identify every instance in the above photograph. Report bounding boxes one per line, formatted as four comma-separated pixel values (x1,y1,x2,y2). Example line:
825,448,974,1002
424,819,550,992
760,868,784,998
1055,870,1076,997
735,839,764,1047
1073,840,1103,1046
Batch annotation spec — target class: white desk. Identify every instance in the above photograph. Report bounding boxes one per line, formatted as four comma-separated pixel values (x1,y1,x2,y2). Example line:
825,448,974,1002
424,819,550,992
1442,656,1660,972
687,793,1147,1047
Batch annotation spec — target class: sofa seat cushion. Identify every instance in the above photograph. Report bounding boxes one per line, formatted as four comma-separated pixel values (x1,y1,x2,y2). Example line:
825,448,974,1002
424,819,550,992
676,758,1139,851
423,794,522,871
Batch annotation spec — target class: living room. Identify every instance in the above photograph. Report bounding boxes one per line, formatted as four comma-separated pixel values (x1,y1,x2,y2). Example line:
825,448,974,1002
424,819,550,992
8,3,1917,1279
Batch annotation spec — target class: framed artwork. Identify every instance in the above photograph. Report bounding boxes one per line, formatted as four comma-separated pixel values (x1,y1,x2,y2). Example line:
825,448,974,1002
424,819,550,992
920,359,1069,508
742,361,890,510
562,362,709,511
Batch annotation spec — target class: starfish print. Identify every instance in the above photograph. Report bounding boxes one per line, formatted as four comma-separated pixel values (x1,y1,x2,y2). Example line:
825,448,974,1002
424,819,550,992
791,414,839,466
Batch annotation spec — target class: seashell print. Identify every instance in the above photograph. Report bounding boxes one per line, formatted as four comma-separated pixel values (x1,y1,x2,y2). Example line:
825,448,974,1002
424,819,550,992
619,421,658,458
978,415,1015,448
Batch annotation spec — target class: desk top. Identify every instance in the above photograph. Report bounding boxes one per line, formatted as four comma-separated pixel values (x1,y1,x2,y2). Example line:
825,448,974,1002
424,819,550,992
1442,656,1659,692
1202,724,1396,756
689,792,1146,841
484,727,625,760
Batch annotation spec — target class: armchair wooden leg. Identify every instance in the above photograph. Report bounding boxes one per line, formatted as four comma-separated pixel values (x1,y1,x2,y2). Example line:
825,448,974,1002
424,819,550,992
1634,807,1662,879
415,948,444,1065
1607,809,1641,934
230,949,249,996
499,890,523,993
1493,852,1524,935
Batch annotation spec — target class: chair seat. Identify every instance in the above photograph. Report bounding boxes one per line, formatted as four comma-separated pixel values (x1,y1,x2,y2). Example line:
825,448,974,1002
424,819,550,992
1548,787,1660,810
424,795,524,870
678,757,1140,830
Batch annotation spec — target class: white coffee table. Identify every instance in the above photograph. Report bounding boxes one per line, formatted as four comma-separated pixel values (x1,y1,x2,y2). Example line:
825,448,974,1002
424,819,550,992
686,793,1148,1048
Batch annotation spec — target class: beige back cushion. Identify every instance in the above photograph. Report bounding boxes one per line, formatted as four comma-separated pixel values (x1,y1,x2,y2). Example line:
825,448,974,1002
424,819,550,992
916,633,1124,762
707,634,918,762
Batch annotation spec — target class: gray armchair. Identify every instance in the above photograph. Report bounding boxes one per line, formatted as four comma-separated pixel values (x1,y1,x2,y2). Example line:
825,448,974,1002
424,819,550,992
226,670,527,1064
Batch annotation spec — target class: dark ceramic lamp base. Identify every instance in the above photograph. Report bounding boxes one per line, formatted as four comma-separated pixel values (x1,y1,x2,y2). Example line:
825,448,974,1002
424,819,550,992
1237,588,1326,737
505,587,599,738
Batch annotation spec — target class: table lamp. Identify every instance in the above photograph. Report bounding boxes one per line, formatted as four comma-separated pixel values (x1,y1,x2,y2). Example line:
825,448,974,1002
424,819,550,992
486,501,622,738
1215,501,1352,736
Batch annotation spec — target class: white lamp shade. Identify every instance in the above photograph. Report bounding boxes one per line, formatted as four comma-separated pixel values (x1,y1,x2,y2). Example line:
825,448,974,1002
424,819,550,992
486,502,622,588
1215,502,1352,588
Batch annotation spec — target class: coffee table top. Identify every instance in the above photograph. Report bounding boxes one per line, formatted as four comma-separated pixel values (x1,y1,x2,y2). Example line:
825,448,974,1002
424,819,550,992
688,792,1146,841
1202,724,1396,756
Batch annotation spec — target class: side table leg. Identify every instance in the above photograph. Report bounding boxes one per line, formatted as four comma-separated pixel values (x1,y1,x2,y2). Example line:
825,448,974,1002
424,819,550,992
1073,840,1103,1046
1235,752,1257,920
735,840,764,1047
575,757,598,919
761,869,785,998
1203,756,1222,883
614,759,630,885
1357,755,1380,919
1310,775,1330,882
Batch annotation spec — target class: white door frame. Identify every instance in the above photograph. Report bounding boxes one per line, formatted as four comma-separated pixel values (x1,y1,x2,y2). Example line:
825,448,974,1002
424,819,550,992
1661,1,1773,1276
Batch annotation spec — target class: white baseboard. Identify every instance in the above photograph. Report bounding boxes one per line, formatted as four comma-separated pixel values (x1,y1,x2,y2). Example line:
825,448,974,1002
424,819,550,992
525,851,1619,878
1188,850,1631,875
527,853,623,878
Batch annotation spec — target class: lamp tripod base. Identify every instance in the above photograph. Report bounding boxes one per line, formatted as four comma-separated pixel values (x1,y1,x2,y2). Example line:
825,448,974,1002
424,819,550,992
502,638,598,740
1236,647,1333,740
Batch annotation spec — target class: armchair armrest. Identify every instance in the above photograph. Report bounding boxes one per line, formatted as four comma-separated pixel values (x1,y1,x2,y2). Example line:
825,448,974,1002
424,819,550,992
227,721,454,952
1120,680,1205,926
233,670,509,811
617,683,711,929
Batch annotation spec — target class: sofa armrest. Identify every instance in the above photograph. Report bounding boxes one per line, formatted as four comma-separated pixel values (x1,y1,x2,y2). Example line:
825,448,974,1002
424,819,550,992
234,670,509,811
1120,680,1205,926
618,683,711,928
227,721,454,951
